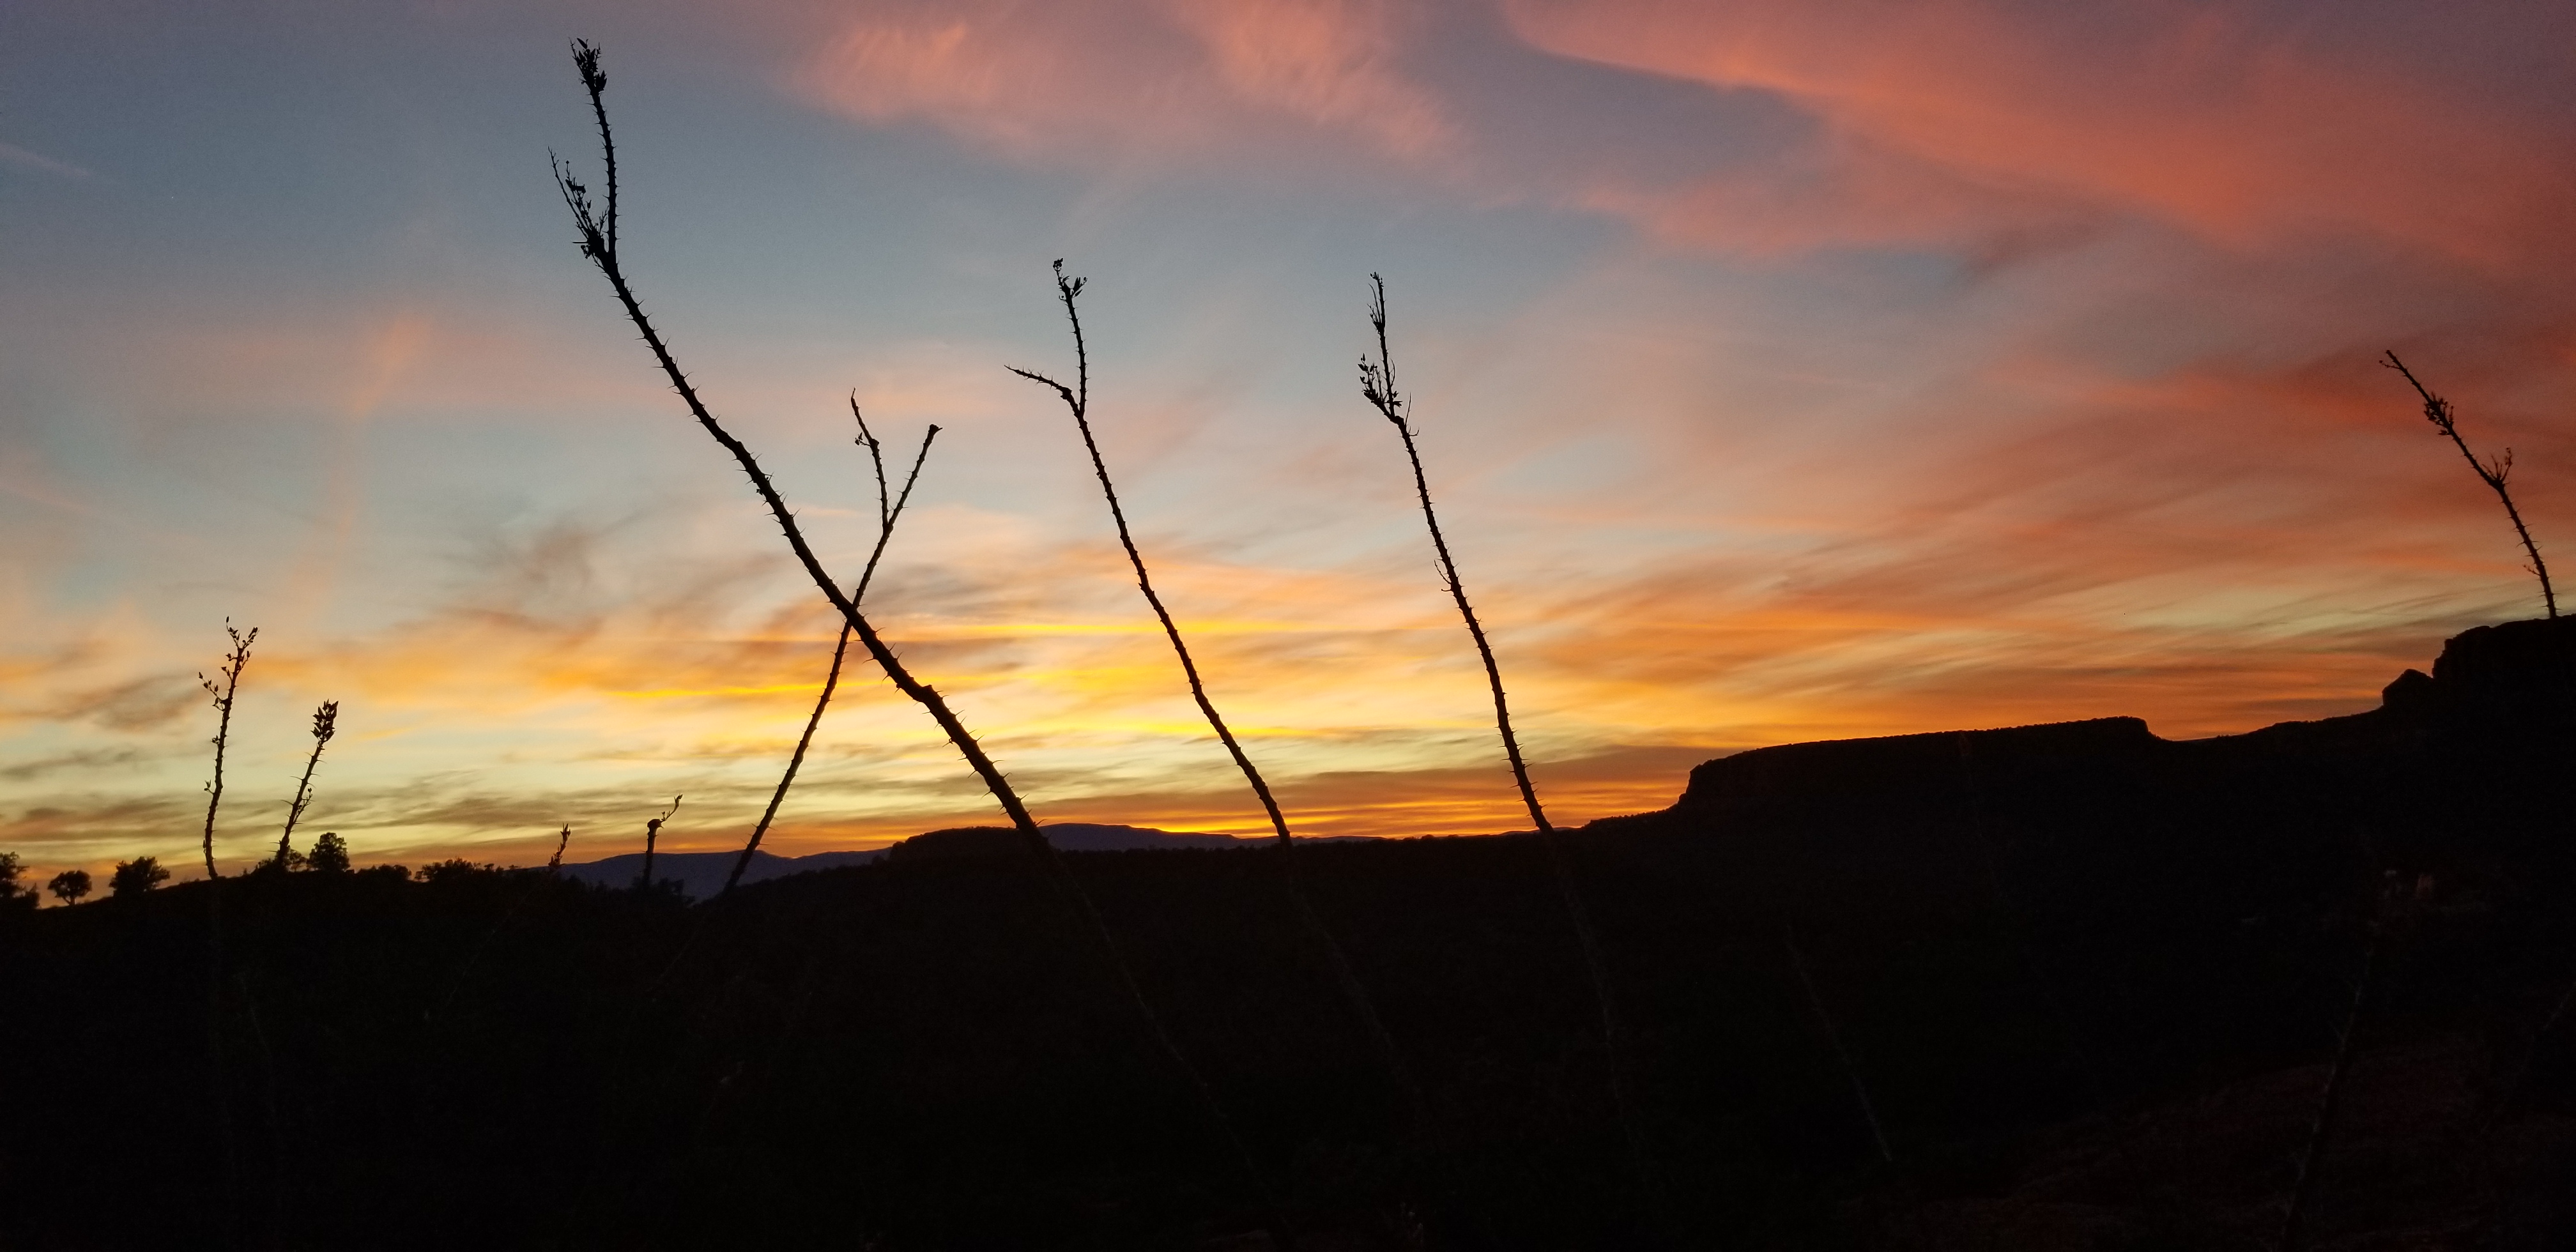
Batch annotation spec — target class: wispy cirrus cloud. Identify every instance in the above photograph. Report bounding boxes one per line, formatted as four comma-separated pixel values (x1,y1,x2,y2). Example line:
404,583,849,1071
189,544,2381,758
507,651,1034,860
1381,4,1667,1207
0,141,95,181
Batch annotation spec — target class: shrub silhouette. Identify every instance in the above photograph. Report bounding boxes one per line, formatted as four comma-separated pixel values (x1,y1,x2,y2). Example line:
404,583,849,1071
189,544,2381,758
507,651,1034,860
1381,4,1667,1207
47,869,92,906
304,834,349,876
109,857,170,897
415,859,483,885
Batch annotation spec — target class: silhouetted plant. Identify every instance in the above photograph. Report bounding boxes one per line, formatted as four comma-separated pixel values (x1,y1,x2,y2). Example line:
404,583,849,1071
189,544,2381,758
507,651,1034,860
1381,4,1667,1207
304,833,350,876
1013,260,1426,1131
416,859,484,886
270,700,339,871
638,795,680,892
0,852,34,912
193,622,256,1230
724,403,939,896
1358,273,1649,1185
197,621,258,879
554,43,1275,1225
548,825,572,873
48,867,92,906
552,42,1043,856
2278,871,2409,1252
2384,352,2557,618
109,856,169,897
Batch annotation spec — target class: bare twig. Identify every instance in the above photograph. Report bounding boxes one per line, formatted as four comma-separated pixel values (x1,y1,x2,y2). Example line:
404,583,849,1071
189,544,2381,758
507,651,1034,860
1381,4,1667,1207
198,620,258,880
723,403,939,896
548,825,572,873
273,700,339,869
1012,261,1428,1135
552,38,1042,869
1785,922,1894,1164
2278,873,2405,1252
1358,273,1652,1187
2384,352,2556,617
638,795,680,892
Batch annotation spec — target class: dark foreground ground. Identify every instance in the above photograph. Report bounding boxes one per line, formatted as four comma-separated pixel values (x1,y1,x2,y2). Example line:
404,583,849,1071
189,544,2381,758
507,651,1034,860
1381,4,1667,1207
4,617,2572,1250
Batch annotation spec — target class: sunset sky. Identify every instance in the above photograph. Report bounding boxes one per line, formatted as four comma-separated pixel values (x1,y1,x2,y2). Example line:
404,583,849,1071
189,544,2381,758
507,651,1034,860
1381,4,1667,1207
6,0,2572,878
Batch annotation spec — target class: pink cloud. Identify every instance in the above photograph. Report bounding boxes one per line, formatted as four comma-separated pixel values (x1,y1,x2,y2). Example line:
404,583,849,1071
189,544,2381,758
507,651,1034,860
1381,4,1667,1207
788,0,1449,163
1162,0,1450,155
1505,0,2576,267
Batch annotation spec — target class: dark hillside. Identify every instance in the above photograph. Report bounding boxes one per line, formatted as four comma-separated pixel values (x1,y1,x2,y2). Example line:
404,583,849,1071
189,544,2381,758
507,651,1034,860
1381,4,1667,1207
2,618,2570,1249
555,823,1275,900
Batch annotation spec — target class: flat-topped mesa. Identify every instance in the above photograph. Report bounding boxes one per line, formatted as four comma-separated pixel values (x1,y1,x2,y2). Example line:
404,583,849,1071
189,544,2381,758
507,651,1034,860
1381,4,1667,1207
1591,615,2574,844
1675,717,2158,816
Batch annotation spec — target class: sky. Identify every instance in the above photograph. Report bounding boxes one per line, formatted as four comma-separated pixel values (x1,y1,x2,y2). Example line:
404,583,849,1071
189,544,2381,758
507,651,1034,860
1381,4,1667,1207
4,0,2572,882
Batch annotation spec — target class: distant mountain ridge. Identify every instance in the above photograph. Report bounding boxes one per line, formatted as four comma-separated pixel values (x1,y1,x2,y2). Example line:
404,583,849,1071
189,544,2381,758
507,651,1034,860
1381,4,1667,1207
558,822,1328,901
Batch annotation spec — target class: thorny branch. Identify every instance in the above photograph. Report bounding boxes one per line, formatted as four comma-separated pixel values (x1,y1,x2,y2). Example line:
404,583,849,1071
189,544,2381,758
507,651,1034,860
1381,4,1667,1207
554,43,1276,1229
198,620,258,880
2384,351,2556,618
273,701,340,869
1360,273,1655,1196
1011,261,1429,1136
553,45,1044,843
724,403,940,896
638,794,680,892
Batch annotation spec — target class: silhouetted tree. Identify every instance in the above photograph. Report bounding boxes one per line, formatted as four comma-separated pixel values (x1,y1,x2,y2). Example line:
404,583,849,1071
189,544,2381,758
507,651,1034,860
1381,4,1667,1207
48,869,92,906
0,852,34,912
304,834,349,876
2384,352,2557,618
109,857,171,897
